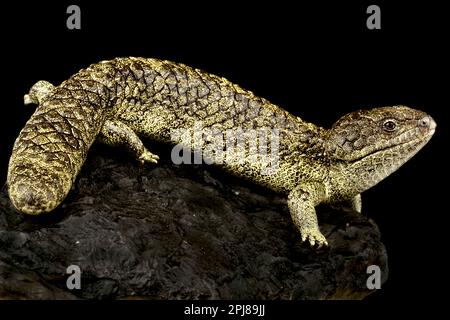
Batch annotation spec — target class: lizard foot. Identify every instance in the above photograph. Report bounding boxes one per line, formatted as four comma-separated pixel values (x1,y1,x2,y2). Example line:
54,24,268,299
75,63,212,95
139,150,160,164
300,228,328,249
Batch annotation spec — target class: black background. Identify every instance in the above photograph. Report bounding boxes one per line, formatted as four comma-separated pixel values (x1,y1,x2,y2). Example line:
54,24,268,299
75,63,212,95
0,0,448,307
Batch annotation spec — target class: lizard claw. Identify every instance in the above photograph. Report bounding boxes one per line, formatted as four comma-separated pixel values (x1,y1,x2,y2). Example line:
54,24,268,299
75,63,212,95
301,234,307,242
139,150,159,164
300,228,328,249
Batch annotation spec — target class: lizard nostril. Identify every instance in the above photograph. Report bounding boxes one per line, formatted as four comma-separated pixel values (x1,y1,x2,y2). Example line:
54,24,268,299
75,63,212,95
418,117,430,128
418,116,437,132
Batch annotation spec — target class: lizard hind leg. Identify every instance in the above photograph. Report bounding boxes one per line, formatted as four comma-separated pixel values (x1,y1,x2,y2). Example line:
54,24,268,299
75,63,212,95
98,119,159,164
24,80,55,105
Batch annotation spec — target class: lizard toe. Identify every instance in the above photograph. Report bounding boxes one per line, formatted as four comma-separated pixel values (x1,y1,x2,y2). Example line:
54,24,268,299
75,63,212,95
301,229,328,248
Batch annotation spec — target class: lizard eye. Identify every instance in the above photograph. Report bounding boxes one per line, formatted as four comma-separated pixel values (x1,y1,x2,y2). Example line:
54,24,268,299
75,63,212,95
382,119,397,132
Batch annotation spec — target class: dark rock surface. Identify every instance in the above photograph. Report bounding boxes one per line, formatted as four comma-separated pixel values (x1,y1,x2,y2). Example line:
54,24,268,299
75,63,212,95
0,149,388,300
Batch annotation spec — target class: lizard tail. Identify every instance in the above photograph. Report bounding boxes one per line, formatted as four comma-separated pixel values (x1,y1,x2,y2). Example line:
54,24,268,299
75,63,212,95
7,86,106,215
7,154,74,214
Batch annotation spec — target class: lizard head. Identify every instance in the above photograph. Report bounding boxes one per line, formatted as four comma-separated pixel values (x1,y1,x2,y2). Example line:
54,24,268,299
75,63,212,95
325,105,436,190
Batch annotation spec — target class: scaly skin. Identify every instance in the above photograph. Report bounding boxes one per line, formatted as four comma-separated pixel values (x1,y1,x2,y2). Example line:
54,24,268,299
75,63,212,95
7,57,436,248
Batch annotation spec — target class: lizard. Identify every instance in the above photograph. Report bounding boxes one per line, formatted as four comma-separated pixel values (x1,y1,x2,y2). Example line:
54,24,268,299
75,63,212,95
6,57,436,248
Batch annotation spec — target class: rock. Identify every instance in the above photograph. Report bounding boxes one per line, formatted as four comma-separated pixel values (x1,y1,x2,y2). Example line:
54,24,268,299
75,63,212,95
0,148,388,300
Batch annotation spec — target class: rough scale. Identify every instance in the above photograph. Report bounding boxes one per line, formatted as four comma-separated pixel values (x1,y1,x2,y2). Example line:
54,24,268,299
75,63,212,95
7,57,436,247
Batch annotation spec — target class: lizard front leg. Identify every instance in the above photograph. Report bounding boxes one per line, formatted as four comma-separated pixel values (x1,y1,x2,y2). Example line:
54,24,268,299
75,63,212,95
331,194,362,214
99,119,159,164
349,194,362,213
288,182,328,248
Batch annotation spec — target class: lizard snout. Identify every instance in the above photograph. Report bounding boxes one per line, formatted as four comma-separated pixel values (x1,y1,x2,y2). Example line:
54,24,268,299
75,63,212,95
418,115,436,135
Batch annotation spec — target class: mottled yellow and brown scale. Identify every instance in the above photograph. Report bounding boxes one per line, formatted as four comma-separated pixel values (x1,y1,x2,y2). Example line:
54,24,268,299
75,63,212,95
7,57,436,248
